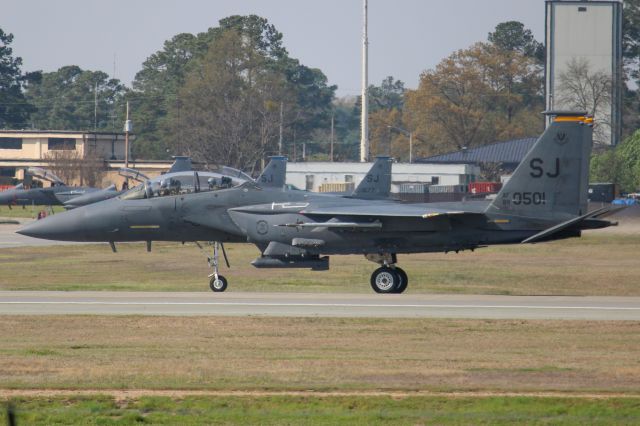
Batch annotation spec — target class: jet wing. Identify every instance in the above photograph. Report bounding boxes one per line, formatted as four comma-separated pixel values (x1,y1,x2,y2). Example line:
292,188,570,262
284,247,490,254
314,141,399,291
299,204,477,219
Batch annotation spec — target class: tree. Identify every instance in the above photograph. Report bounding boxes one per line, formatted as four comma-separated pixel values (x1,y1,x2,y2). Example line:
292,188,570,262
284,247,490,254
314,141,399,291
404,43,543,157
130,15,334,161
0,28,38,128
369,76,405,112
591,129,640,192
556,57,612,145
130,33,209,159
350,77,407,161
619,0,640,138
488,21,544,63
25,65,125,131
623,0,640,80
168,30,294,173
43,150,105,187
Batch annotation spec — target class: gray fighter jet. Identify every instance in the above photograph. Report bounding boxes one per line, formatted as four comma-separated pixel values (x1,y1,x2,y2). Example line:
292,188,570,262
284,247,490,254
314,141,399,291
0,168,99,207
18,156,393,291
19,112,615,294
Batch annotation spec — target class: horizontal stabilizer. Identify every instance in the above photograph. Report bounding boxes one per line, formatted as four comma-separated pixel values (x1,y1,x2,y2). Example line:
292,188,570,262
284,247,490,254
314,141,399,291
521,206,612,244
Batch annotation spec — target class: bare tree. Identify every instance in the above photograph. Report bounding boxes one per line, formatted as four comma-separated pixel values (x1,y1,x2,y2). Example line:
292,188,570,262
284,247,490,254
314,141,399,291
43,150,105,187
557,57,612,145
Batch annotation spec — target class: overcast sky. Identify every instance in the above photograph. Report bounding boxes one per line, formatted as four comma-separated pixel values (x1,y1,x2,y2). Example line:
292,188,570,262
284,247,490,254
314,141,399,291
3,0,545,96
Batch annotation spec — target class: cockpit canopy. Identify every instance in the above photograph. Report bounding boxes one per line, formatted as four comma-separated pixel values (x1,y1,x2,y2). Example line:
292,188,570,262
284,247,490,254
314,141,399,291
119,171,247,200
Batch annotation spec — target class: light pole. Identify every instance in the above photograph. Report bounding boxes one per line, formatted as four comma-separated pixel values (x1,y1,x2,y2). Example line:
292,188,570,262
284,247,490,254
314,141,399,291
387,125,423,163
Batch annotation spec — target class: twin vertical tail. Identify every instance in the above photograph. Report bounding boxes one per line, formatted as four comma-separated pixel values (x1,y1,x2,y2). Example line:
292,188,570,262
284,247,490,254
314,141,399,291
256,156,287,188
351,156,392,199
486,111,593,220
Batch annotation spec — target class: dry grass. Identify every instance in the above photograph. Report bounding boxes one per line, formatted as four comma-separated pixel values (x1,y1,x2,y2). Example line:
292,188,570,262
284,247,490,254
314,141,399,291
1,232,640,295
1,316,639,393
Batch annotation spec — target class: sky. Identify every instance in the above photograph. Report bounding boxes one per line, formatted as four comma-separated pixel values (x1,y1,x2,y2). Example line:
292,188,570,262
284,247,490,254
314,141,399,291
3,0,545,96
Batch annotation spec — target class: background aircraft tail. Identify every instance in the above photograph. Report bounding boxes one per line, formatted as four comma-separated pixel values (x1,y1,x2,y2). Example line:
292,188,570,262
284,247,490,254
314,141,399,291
486,111,593,219
256,156,287,188
168,156,193,173
351,156,392,199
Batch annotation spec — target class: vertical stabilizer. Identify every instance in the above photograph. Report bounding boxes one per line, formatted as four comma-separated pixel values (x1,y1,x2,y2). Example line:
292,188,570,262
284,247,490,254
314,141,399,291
486,112,593,219
351,156,392,199
169,156,192,173
257,156,287,188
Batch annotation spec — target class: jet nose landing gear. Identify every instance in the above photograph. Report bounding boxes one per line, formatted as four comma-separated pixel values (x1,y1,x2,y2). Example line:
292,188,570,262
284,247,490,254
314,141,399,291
366,254,408,294
196,241,230,292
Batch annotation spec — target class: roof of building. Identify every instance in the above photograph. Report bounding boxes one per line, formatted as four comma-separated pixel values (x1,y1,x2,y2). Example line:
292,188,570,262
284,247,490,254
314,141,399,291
417,137,538,165
0,129,131,137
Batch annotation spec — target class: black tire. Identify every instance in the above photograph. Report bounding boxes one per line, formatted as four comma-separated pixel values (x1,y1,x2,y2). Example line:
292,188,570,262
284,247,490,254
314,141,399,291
394,267,408,294
370,267,400,294
209,275,228,292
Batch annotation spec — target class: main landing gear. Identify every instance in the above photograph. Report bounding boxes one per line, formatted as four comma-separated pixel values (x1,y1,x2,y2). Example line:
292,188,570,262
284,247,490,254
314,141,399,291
196,241,230,292
366,253,408,294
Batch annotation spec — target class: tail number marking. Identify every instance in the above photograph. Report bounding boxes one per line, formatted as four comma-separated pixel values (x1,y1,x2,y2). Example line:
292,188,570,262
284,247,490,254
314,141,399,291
512,192,546,205
530,158,560,178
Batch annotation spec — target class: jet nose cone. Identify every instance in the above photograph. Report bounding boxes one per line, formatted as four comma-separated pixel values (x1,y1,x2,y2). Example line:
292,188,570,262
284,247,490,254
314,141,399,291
17,210,85,241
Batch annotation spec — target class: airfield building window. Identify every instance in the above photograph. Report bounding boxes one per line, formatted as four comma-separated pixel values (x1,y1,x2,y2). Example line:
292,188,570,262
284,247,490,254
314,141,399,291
0,137,23,150
48,138,76,150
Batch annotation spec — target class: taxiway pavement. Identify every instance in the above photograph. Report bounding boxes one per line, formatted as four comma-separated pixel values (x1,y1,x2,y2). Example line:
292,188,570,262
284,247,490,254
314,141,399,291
1,291,639,320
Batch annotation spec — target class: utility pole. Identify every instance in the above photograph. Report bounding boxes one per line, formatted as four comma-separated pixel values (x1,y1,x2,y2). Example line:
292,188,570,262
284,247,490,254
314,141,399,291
330,112,335,162
409,132,413,164
278,101,284,155
124,101,131,169
359,0,369,162
94,82,98,131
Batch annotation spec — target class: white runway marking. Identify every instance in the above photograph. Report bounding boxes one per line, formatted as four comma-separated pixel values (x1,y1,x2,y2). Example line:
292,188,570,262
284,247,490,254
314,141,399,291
1,292,640,319
1,301,640,311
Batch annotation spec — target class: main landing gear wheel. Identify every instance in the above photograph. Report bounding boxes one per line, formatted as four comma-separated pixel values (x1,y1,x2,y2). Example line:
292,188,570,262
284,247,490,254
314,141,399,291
394,267,408,294
209,275,228,292
370,267,401,294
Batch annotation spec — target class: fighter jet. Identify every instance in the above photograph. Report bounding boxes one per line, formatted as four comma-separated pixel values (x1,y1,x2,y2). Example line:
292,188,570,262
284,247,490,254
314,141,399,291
0,168,99,207
19,113,618,294
18,156,394,292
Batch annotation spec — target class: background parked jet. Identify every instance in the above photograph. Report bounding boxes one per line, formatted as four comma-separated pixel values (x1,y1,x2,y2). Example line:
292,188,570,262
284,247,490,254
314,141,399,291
0,167,99,207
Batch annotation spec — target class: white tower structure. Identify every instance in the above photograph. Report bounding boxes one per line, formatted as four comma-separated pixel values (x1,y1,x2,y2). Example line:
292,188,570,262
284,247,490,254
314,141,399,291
545,0,623,145
360,0,369,162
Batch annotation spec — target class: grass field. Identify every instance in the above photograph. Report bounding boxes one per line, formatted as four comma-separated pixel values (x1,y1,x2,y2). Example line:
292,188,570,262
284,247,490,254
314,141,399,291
1,316,639,393
1,233,639,295
2,395,639,425
1,316,640,424
0,205,65,219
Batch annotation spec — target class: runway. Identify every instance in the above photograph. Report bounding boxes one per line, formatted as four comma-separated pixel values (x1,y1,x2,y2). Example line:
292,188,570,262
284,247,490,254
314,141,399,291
0,219,87,248
1,291,639,320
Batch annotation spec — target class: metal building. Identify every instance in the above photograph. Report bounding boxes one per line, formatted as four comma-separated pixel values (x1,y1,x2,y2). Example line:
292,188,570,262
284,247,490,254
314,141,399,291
286,161,480,193
545,0,623,145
